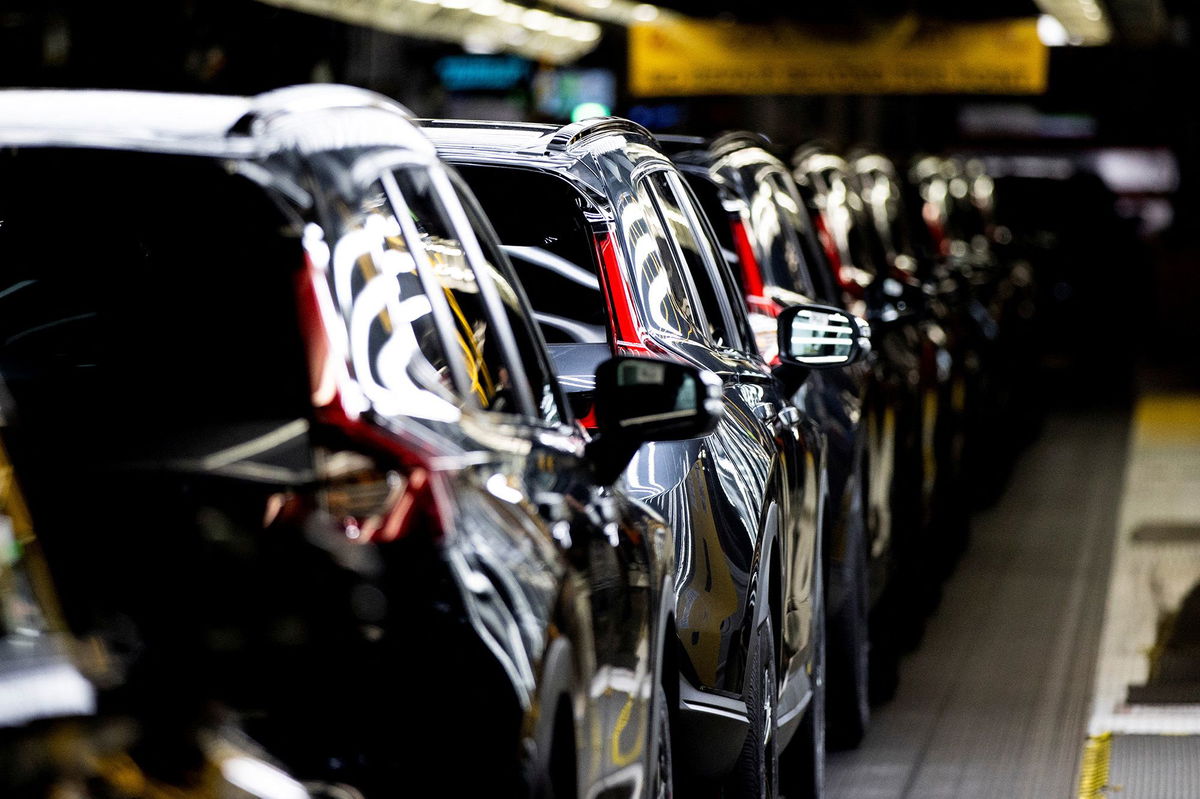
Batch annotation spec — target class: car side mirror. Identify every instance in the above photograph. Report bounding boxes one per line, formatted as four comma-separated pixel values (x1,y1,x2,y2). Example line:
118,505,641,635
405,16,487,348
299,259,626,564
773,304,870,394
585,356,723,486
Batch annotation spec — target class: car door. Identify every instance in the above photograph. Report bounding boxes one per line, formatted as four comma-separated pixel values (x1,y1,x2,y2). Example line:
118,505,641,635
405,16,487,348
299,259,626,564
646,168,822,686
445,170,665,793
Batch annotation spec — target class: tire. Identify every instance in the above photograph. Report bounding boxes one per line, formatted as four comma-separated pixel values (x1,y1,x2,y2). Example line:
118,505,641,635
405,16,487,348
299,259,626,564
650,684,674,799
781,566,826,799
725,616,779,799
825,501,870,750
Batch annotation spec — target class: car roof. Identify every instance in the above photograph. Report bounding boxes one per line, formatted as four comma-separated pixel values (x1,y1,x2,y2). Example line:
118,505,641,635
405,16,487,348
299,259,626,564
419,116,661,166
0,85,435,160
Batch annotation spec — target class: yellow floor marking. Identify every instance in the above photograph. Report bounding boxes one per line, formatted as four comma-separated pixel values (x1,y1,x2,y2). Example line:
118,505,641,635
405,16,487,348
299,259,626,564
1076,732,1112,799
1133,394,1200,444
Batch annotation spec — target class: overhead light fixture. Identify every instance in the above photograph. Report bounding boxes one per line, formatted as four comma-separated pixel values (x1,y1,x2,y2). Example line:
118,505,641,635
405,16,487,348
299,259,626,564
1032,0,1112,45
571,20,602,42
539,0,676,27
630,3,658,21
1037,14,1070,46
254,0,604,64
522,8,555,31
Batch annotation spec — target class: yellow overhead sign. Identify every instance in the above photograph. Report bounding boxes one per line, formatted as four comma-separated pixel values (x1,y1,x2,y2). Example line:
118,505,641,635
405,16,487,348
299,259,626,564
629,16,1048,96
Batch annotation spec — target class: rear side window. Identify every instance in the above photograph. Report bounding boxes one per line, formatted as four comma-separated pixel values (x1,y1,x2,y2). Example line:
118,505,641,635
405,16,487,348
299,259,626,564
451,177,564,425
640,171,746,351
619,182,703,342
390,167,528,416
455,165,608,346
681,171,737,263
319,166,532,419
760,171,819,299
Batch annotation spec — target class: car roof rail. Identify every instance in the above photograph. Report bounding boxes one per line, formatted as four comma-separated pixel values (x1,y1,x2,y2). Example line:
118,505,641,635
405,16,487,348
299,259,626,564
792,140,843,169
709,130,774,158
544,117,655,155
230,84,413,137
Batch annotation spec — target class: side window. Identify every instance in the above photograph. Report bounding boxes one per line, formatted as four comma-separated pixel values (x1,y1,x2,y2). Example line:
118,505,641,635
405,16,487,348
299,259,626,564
621,183,704,342
682,170,738,265
641,171,745,352
455,165,607,346
763,171,819,298
670,172,758,356
388,167,533,417
640,172,727,347
323,178,463,417
322,168,529,417
451,176,564,426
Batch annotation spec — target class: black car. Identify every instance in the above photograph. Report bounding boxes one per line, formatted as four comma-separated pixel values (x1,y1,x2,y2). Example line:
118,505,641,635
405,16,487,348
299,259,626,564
852,153,975,559
658,132,890,748
906,155,1044,500
421,116,868,798
0,87,718,799
792,146,962,680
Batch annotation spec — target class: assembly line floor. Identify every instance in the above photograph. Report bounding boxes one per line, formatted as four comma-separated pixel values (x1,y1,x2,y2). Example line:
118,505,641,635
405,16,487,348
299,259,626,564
826,410,1131,799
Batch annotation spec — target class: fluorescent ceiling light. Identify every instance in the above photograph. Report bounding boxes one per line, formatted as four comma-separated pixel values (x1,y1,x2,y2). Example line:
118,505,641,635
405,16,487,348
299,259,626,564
631,3,659,21
540,0,676,26
1037,14,1070,46
254,0,603,64
1033,0,1112,45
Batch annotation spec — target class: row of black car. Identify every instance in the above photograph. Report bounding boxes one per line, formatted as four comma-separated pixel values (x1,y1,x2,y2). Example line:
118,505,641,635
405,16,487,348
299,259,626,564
0,86,1037,799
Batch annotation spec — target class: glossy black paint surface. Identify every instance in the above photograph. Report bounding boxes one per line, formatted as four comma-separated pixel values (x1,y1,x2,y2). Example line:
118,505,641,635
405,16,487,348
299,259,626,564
422,119,825,762
662,136,884,624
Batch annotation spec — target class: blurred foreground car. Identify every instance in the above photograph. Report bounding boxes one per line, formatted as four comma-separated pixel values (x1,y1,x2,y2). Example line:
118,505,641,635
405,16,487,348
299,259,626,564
422,116,860,798
659,132,882,748
0,87,717,799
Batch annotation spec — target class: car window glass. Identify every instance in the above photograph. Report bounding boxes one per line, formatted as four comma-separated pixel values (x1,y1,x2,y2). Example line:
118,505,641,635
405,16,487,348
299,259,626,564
390,167,530,416
681,171,738,265
622,182,704,342
324,169,525,416
793,182,843,306
762,171,819,298
639,172,732,347
322,176,462,417
827,170,878,282
450,176,564,425
0,149,311,454
455,165,608,347
669,172,758,355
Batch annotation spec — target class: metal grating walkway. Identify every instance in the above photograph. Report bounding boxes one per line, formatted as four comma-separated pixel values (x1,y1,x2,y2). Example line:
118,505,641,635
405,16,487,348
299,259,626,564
825,411,1129,799
1107,735,1200,798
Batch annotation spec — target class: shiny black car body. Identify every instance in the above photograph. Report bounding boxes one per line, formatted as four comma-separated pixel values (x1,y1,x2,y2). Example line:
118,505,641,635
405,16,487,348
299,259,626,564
792,148,961,674
421,117,829,796
0,87,710,799
851,154,978,551
659,133,889,747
